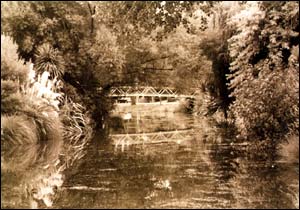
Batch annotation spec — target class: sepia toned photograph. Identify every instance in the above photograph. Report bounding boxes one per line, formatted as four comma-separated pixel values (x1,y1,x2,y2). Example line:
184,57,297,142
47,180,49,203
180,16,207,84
1,1,299,209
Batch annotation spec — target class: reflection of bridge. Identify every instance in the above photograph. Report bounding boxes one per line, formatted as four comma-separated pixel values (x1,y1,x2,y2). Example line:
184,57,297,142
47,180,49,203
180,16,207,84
109,86,198,98
111,129,194,151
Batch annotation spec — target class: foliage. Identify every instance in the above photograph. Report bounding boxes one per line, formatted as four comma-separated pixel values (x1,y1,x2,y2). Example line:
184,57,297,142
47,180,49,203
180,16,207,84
1,95,63,148
1,1,218,128
2,1,298,143
1,2,89,111
199,32,231,117
227,1,299,140
96,1,209,39
1,7,96,208
34,43,65,79
1,35,63,147
1,35,30,84
1,2,121,127
1,80,24,114
1,115,39,145
91,1,216,89
1,80,18,98
158,24,212,91
198,2,245,118
59,97,93,168
77,25,125,88
2,1,89,61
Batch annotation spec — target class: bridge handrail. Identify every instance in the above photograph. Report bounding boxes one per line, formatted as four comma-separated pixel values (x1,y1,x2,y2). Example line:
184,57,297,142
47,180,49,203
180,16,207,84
108,86,199,98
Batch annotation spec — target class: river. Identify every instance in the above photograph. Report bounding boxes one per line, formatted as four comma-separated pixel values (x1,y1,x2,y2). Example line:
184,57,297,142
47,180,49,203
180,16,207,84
1,111,299,209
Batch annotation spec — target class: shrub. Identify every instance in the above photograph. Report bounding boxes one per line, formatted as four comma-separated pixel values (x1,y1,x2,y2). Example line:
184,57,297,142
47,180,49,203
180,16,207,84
1,80,19,98
227,2,299,141
1,115,38,145
1,104,63,156
230,68,299,140
1,91,26,115
1,35,30,83
1,67,63,150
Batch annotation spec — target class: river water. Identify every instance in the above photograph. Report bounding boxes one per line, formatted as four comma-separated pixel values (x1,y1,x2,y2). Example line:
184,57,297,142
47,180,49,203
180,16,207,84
1,111,299,209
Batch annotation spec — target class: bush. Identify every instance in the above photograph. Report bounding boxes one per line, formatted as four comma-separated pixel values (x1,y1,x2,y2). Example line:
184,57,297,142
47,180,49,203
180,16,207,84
1,80,19,98
1,115,39,145
1,92,26,114
230,68,299,141
227,2,299,141
1,104,63,155
1,35,30,84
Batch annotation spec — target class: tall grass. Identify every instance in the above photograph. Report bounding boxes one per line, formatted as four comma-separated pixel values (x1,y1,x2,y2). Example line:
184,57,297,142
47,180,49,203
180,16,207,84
1,71,63,145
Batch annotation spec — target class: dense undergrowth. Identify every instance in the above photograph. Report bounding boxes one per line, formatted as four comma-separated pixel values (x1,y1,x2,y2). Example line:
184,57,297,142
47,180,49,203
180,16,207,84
1,35,94,208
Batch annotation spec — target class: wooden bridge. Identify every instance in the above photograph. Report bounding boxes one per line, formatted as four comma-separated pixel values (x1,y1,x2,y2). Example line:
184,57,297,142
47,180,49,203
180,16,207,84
111,129,194,151
108,86,198,99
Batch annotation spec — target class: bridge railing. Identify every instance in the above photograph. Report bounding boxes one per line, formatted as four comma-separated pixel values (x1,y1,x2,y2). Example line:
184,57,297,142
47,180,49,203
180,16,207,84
111,129,194,146
108,86,199,98
111,130,195,152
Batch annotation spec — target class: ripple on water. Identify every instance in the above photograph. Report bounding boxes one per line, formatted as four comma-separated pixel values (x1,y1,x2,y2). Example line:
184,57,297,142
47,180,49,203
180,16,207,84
9,112,296,209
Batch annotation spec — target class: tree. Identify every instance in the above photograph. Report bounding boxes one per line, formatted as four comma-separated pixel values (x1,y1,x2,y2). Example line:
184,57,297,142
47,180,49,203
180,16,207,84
34,43,65,79
227,1,299,140
1,1,222,127
92,1,214,88
1,2,122,127
198,1,244,118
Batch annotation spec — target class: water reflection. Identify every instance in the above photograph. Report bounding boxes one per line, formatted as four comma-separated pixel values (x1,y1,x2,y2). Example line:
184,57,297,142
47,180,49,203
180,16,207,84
1,140,63,208
109,111,195,134
1,116,92,209
52,111,298,209
2,110,298,208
